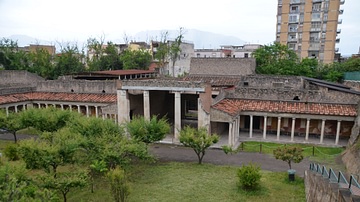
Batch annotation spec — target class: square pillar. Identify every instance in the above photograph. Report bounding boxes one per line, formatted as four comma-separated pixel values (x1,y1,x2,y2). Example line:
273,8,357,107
277,117,281,141
143,90,150,121
174,92,181,140
228,122,234,146
305,118,310,141
117,90,130,124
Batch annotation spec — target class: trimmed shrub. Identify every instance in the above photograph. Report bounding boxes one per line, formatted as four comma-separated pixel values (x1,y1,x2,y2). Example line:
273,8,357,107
4,144,19,161
237,163,261,190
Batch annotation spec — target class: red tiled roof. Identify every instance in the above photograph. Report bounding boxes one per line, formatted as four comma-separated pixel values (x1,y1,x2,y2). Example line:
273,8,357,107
212,98,357,117
0,92,116,105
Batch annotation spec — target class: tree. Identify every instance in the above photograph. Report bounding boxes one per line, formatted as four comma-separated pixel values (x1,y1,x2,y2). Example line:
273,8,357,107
120,49,152,70
168,27,185,77
0,110,25,143
40,169,88,202
53,43,85,78
27,47,55,79
89,160,108,193
106,167,130,202
0,38,30,71
179,126,219,164
273,146,304,170
126,115,170,145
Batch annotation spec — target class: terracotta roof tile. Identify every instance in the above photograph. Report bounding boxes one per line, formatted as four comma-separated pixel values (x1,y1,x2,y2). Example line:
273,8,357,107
212,98,357,117
0,92,116,105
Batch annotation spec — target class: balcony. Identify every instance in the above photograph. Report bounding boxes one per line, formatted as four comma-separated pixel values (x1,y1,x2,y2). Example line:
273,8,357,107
336,38,340,43
340,0,345,5
310,28,321,32
288,38,297,42
312,0,322,2
338,19,342,24
337,29,341,34
309,44,320,51
339,9,344,14
290,0,301,4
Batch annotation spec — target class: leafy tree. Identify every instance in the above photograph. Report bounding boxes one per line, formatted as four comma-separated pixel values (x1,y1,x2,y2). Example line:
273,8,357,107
89,160,108,193
18,128,83,177
53,43,85,78
273,146,304,170
0,162,58,201
126,115,170,145
27,47,55,79
341,57,360,72
253,43,299,75
40,169,88,202
0,110,25,143
0,38,30,70
107,167,130,202
120,49,152,70
168,27,185,76
87,38,123,71
237,163,262,190
179,126,219,164
153,31,170,68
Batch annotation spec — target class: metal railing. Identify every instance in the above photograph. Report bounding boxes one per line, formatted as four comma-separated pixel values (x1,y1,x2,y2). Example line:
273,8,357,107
309,163,360,196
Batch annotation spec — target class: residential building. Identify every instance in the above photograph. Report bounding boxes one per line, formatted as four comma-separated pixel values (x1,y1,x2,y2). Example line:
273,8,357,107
194,44,261,58
19,44,56,55
276,0,344,63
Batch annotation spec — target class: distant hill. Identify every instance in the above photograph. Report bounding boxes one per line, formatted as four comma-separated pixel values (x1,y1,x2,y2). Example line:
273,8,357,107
4,29,247,50
132,29,246,49
6,35,54,47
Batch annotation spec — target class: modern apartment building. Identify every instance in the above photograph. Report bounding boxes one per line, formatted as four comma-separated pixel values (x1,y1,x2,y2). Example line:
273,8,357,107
276,0,344,64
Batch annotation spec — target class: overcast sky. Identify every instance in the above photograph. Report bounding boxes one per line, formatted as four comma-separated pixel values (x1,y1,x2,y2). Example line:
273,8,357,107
0,0,359,55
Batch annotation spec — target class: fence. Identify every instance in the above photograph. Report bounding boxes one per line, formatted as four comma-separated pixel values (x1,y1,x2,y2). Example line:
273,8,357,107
309,163,360,196
239,142,343,158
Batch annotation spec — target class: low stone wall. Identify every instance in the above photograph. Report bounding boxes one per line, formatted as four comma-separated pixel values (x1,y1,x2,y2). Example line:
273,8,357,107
0,70,44,85
36,80,117,94
305,170,345,202
0,86,36,95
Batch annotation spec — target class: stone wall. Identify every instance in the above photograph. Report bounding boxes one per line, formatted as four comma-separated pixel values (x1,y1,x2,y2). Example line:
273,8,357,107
342,147,360,177
36,80,117,94
239,75,304,89
0,86,35,95
189,58,255,76
0,70,44,85
230,87,359,104
304,170,347,202
344,81,360,91
121,79,206,90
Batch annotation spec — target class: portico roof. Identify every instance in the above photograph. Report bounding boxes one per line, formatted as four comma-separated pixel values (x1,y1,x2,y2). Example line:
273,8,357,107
0,92,116,105
212,98,357,117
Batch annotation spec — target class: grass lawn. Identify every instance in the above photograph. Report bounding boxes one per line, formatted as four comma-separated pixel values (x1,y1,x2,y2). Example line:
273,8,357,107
68,162,305,202
241,141,344,166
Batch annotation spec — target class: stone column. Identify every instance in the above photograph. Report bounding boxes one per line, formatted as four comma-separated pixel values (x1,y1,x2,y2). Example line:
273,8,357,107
86,105,89,117
45,104,48,108
277,117,281,140
249,115,253,138
228,122,234,146
38,103,41,108
53,104,56,108
102,114,105,120
143,90,150,120
23,104,26,111
291,118,296,142
14,105,18,113
69,105,72,112
77,105,81,113
320,119,326,144
174,92,181,140
5,106,9,116
95,106,99,118
263,116,267,139
117,90,130,124
60,104,64,110
305,118,310,141
335,121,341,145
